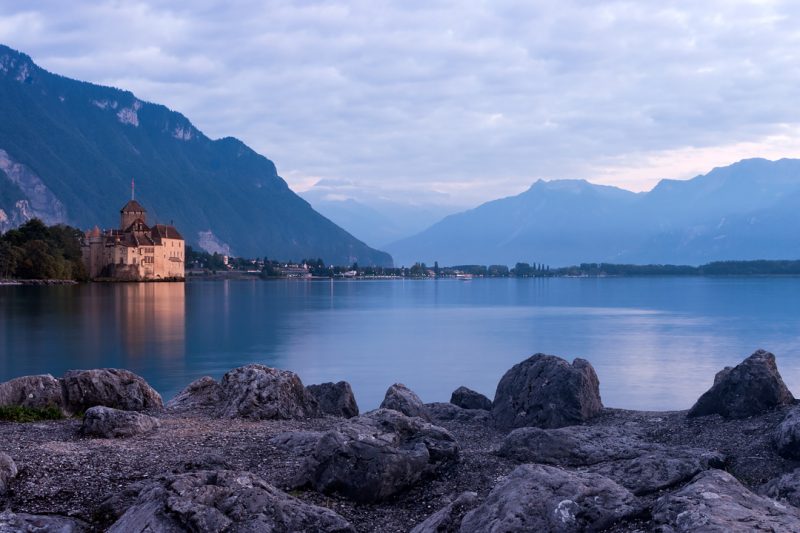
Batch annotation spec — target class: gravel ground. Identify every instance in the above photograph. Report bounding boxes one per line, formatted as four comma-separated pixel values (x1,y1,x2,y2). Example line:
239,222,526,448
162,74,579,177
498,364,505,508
1,404,798,532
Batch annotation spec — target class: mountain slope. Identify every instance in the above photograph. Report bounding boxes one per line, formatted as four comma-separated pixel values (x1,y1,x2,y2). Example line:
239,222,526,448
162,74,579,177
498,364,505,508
0,44,392,266
301,184,462,248
387,159,800,266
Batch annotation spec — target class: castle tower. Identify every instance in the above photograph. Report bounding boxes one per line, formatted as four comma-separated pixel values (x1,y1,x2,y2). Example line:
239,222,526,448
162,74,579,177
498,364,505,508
120,199,146,229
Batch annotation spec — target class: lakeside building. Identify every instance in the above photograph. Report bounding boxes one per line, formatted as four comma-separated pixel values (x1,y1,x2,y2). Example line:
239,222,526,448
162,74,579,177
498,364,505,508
81,197,185,280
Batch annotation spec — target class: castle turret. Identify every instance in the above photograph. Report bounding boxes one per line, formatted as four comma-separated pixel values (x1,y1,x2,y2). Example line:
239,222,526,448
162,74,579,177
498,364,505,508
120,200,146,230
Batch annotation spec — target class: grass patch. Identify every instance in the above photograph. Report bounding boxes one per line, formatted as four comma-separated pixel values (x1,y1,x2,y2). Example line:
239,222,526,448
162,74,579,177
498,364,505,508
0,404,64,422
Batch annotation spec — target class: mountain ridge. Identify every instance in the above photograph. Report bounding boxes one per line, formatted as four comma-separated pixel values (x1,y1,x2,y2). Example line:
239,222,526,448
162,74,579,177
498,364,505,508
387,157,800,267
0,44,392,266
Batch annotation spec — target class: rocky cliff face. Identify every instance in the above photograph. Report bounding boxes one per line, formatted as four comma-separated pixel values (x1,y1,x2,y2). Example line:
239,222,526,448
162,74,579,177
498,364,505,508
0,44,392,266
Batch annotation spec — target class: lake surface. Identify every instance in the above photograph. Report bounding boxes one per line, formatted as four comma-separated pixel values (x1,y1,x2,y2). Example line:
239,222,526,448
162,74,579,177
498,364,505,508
3,277,800,411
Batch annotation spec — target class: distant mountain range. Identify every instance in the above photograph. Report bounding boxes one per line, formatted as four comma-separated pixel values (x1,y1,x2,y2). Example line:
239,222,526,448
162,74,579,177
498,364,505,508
301,180,462,248
0,44,391,266
387,158,800,266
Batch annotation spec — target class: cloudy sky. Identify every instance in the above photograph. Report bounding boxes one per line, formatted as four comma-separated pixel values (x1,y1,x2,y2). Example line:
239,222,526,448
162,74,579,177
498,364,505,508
2,1,800,206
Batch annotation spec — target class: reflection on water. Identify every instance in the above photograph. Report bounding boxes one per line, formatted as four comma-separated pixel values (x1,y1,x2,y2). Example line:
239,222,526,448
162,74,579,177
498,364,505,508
1,282,186,382
3,277,800,411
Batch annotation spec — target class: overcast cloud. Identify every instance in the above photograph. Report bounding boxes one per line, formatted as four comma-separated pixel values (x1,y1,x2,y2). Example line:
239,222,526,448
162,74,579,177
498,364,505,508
2,0,800,205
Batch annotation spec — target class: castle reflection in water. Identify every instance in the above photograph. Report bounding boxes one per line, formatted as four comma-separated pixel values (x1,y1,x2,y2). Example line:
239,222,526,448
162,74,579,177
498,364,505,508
109,283,186,359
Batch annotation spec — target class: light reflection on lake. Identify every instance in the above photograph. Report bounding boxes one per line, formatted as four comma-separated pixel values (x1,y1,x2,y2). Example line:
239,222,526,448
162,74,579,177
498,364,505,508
3,277,800,411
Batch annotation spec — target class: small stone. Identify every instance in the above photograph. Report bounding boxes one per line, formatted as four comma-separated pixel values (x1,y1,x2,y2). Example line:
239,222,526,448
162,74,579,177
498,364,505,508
165,376,224,412
81,406,161,438
449,386,492,411
307,381,359,418
410,491,478,533
0,452,18,494
380,383,429,420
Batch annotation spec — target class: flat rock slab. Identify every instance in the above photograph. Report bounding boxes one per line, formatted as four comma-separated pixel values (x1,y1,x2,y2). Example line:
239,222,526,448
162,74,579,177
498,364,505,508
410,491,478,533
460,464,638,532
492,353,603,430
586,448,726,496
108,470,354,533
761,468,800,509
81,406,161,438
0,510,87,532
425,402,492,424
653,469,800,532
689,350,794,419
269,430,325,455
61,368,163,414
295,408,459,503
496,425,648,466
497,424,725,495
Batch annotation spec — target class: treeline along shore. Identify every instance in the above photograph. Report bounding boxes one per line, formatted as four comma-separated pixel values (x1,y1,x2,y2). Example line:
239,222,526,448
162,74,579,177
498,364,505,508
4,349,800,530
5,218,800,283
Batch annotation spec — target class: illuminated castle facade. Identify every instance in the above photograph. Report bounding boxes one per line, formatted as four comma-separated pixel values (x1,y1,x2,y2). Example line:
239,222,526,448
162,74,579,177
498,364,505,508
81,198,185,280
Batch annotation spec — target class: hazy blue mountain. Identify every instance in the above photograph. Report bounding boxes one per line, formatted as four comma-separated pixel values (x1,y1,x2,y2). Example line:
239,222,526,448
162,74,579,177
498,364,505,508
0,44,391,266
301,183,462,248
387,159,800,266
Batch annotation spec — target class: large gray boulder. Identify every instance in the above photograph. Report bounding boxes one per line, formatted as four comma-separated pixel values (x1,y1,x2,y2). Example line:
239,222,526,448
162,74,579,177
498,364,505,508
380,383,429,420
653,469,800,531
165,376,224,412
410,491,478,533
81,406,161,438
761,468,800,508
218,364,320,420
61,368,163,414
492,354,603,430
307,381,359,418
296,408,459,503
774,406,800,458
0,452,17,494
0,374,65,412
108,470,354,532
0,510,87,532
449,386,492,411
688,350,794,419
460,464,638,532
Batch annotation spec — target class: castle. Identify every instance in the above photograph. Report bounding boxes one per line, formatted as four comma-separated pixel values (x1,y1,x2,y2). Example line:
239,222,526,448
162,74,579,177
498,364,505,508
81,197,185,280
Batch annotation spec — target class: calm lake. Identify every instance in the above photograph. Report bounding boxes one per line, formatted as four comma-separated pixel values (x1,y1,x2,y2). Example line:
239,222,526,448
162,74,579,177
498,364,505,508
3,277,800,411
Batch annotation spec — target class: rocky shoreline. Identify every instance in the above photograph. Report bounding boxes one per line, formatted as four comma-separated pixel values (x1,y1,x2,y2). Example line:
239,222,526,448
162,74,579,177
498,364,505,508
2,351,800,531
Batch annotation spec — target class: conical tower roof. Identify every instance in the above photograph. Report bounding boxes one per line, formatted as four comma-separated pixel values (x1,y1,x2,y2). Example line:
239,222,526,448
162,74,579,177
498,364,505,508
120,199,146,213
